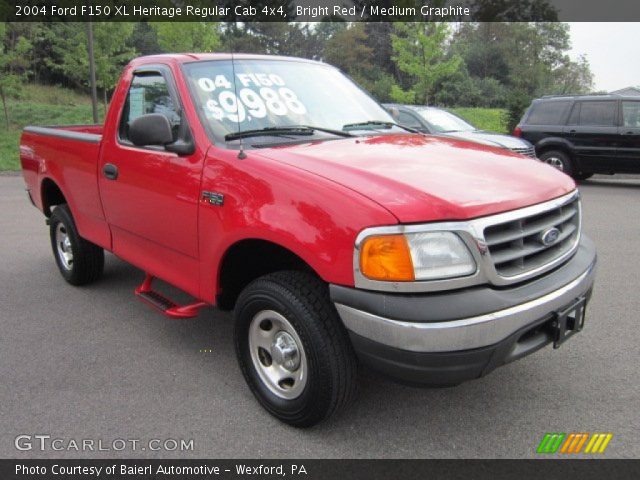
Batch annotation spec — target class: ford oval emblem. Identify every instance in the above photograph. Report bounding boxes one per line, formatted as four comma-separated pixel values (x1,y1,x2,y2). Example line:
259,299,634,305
540,227,561,246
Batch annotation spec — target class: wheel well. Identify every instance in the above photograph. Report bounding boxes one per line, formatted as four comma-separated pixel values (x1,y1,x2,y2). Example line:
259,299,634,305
41,179,66,217
536,145,572,161
216,239,315,311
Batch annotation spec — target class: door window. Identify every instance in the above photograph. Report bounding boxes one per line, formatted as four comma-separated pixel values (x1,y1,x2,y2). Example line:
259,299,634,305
578,101,617,126
119,73,181,143
622,101,640,127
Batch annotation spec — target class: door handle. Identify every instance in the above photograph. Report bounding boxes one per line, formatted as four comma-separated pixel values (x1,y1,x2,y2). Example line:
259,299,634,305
103,163,118,180
569,129,577,133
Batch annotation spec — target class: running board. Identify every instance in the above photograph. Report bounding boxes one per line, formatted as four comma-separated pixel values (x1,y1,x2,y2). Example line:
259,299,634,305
135,273,207,319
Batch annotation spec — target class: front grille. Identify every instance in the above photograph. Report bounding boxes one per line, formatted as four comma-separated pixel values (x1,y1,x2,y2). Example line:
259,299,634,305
510,146,536,157
483,196,580,278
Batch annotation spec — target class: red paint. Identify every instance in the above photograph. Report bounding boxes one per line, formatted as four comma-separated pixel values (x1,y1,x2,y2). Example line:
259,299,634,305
19,54,576,305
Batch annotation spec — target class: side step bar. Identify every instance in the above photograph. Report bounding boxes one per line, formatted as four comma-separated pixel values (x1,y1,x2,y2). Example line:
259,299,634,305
135,273,207,319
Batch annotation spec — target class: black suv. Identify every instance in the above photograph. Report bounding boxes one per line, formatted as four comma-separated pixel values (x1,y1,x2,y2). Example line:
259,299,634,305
515,94,640,179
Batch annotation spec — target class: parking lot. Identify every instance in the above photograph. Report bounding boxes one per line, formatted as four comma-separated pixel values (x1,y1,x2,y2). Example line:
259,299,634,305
1,173,638,459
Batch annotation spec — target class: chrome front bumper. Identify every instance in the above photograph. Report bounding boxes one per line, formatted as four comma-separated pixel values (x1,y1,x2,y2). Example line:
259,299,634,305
335,262,595,353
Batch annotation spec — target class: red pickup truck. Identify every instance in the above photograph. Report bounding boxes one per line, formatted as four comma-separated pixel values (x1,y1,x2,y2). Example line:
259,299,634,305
20,54,597,427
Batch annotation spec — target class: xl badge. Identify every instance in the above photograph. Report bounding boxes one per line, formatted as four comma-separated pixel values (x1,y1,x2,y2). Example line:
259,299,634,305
540,227,560,246
202,191,224,206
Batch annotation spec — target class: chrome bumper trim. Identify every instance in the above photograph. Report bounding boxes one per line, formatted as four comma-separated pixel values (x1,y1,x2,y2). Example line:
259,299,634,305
335,262,596,353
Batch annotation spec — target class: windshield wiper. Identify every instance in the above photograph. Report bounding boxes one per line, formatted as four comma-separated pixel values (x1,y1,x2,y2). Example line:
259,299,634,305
225,125,354,142
342,120,420,134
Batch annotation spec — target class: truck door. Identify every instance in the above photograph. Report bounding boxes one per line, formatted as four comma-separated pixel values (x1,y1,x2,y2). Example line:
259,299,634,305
618,100,640,172
98,66,204,295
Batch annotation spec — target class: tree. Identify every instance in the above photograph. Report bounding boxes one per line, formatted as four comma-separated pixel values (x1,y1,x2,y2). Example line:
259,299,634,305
324,24,372,82
0,22,34,127
151,22,220,53
130,22,161,55
390,23,462,105
221,22,320,58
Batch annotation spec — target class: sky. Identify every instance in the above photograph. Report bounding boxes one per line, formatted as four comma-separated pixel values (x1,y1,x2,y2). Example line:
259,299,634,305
568,23,640,92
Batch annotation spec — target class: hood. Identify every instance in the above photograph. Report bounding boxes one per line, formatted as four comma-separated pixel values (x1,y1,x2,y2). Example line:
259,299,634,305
253,134,575,223
442,130,533,150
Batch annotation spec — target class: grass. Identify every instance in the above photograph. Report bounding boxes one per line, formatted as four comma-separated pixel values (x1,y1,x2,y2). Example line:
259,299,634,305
0,84,105,171
451,107,508,134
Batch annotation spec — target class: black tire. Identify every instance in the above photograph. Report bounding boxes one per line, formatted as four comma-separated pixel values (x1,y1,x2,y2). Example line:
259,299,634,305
539,150,574,177
234,271,357,427
574,172,594,181
49,204,104,286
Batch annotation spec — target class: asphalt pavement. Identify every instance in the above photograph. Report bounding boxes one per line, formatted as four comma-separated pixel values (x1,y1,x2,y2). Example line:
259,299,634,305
1,173,638,458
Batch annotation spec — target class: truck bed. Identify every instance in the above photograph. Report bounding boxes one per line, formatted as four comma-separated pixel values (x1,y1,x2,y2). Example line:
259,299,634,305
20,123,110,250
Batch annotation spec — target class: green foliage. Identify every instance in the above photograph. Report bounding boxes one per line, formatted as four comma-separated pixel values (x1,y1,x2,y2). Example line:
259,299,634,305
1,22,35,127
93,23,137,93
0,84,100,170
151,22,220,53
221,23,322,59
504,89,532,133
390,23,463,105
130,22,161,55
41,23,136,98
452,107,508,133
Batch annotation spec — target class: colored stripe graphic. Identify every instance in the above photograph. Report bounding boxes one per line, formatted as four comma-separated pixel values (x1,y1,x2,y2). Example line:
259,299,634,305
584,433,613,454
538,433,613,454
537,433,566,454
560,433,589,454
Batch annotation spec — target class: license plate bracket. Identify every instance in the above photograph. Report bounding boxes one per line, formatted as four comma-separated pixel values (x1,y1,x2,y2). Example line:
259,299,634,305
552,296,586,349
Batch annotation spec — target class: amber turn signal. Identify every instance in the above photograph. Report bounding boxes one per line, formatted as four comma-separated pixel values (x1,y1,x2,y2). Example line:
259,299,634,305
359,234,415,282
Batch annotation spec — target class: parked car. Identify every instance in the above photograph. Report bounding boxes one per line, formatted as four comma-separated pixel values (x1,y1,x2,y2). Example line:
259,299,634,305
20,54,596,427
385,104,537,157
515,93,640,179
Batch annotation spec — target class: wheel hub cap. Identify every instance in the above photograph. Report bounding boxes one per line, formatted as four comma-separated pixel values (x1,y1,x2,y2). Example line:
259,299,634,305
248,310,307,399
55,223,73,270
271,332,300,372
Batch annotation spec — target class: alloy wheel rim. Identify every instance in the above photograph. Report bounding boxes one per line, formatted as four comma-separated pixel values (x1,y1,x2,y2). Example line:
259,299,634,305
545,156,564,171
55,223,73,270
248,309,307,400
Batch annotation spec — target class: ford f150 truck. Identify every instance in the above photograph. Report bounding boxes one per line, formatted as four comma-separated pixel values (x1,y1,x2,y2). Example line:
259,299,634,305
20,54,597,427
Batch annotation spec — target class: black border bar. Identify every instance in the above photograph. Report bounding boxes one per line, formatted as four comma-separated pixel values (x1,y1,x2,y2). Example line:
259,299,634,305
2,0,640,22
1,459,639,480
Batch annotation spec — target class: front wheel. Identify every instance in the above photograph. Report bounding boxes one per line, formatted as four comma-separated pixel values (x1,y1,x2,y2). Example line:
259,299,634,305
49,204,104,285
234,271,357,427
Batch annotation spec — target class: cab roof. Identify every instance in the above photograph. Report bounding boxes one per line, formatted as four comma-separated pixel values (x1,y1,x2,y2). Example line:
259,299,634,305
129,53,325,68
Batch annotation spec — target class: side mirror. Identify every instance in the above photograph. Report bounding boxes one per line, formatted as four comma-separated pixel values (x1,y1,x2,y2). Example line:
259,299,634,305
129,114,173,147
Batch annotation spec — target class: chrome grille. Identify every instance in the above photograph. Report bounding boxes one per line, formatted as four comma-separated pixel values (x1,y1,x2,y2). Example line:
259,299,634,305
510,146,536,157
483,196,580,278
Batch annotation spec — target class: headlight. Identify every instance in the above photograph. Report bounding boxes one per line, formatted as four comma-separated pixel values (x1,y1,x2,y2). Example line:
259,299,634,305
359,231,476,282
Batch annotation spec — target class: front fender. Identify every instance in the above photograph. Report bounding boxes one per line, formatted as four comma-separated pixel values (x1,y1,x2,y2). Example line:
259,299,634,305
197,149,398,302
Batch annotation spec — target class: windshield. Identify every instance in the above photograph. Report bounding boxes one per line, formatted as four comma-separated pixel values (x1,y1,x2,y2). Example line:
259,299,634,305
417,109,476,133
183,59,395,143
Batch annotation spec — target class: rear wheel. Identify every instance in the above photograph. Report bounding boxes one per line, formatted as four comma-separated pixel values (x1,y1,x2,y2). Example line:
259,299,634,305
539,150,574,176
49,204,104,285
234,271,357,427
